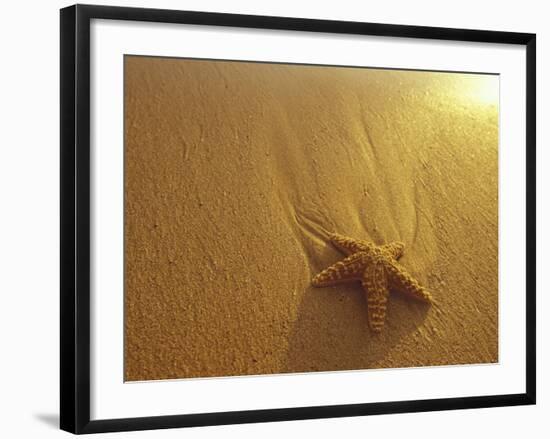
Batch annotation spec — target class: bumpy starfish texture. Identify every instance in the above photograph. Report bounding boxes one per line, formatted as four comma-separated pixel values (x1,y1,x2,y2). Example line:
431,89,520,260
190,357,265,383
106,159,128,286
312,233,432,332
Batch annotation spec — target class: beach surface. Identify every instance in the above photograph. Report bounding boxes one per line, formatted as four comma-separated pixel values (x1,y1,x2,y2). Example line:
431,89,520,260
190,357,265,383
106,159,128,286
124,56,498,381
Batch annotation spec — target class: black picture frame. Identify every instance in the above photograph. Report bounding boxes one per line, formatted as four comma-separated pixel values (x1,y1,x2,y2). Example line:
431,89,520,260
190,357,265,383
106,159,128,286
60,4,536,434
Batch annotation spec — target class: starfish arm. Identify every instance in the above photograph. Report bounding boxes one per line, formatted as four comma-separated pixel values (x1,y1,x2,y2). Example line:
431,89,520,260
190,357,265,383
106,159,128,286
362,262,389,333
386,261,433,303
311,252,365,287
381,241,405,260
329,233,371,255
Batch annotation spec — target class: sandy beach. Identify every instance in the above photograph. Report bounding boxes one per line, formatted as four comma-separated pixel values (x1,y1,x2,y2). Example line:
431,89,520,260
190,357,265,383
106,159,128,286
124,56,498,381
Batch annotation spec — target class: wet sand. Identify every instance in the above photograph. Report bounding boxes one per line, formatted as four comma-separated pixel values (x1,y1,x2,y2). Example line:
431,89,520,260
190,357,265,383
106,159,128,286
124,56,498,381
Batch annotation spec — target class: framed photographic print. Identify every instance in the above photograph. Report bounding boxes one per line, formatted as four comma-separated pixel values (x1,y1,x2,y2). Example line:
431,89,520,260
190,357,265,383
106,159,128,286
60,4,536,434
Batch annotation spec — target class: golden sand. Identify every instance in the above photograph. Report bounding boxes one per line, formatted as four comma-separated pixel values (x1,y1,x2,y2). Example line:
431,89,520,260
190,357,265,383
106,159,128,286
124,56,498,381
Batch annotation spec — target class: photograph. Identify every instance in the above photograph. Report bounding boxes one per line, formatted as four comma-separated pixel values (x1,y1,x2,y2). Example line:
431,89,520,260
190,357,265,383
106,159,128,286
0,0,542,437
123,55,499,382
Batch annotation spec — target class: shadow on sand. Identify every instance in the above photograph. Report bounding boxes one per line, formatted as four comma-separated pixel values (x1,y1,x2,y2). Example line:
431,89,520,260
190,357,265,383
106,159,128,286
282,281,431,373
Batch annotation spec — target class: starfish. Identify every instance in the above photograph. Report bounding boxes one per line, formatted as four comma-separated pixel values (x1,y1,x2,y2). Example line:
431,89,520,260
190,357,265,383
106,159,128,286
312,233,432,333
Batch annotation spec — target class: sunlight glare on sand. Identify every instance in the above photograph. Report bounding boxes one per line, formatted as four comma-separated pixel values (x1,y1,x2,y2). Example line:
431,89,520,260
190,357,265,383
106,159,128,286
458,74,499,107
